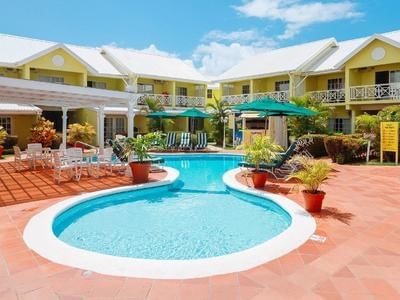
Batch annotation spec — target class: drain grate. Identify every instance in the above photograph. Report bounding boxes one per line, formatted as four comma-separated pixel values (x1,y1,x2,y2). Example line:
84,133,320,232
310,234,327,243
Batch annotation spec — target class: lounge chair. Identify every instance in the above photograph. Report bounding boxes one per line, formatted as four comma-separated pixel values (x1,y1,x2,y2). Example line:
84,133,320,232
195,132,208,150
166,132,176,149
178,132,192,150
239,141,298,178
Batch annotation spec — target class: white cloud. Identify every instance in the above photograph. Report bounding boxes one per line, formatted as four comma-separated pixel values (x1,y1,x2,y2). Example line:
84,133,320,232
234,0,363,39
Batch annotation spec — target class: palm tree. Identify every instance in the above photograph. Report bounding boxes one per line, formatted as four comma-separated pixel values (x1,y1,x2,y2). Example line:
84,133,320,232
144,97,174,132
206,97,231,146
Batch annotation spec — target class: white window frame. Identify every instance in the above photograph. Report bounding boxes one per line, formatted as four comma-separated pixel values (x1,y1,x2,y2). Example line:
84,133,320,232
87,80,107,89
242,84,250,95
0,116,12,134
327,78,344,90
207,89,213,99
176,87,188,96
37,75,64,84
275,80,290,92
104,116,127,140
137,83,154,94
223,84,234,96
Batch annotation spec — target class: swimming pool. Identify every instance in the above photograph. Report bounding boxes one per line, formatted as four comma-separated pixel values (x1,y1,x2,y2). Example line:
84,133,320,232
53,155,291,260
24,154,316,278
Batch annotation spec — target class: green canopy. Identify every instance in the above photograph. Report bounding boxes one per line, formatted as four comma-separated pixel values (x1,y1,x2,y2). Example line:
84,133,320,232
233,97,317,116
178,108,210,119
146,111,177,118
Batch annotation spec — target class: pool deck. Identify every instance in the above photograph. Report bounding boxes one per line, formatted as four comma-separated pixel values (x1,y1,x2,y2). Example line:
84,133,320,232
0,159,400,299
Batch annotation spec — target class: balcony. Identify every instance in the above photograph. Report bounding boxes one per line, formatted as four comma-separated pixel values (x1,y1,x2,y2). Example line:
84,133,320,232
137,94,205,107
350,84,400,101
309,89,345,103
221,91,289,105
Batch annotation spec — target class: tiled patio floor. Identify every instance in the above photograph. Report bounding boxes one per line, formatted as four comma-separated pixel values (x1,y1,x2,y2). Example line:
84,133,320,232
0,160,399,299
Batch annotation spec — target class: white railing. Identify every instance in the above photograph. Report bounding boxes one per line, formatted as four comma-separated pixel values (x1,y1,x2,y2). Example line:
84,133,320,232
350,84,400,101
309,89,345,103
221,91,289,105
175,95,205,107
137,94,173,106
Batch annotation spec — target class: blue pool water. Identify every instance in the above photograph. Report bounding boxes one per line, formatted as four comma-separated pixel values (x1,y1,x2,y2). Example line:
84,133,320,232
53,155,291,260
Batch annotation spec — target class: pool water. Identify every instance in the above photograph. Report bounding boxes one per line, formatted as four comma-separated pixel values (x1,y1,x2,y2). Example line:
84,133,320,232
53,155,291,260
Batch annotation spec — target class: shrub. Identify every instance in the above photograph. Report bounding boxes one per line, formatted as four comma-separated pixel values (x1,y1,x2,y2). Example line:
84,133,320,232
324,135,368,164
30,117,57,147
3,135,18,149
355,113,379,136
51,134,62,149
0,127,9,147
67,122,96,146
298,134,328,157
377,105,400,122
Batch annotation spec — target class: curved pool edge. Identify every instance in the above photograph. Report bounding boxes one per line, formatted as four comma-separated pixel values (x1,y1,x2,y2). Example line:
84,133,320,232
23,164,316,280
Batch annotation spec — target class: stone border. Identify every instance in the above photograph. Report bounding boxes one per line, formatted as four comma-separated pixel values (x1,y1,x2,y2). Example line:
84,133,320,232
23,164,316,279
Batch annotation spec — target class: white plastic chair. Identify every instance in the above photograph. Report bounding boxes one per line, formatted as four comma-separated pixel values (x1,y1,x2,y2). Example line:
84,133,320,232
66,147,86,181
53,151,75,184
27,143,44,169
91,147,114,177
13,146,28,171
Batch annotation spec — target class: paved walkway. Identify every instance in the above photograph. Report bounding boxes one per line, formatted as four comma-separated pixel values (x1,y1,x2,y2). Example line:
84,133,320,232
0,161,399,299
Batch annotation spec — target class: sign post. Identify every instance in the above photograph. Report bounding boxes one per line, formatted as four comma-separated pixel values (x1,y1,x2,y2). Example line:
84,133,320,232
380,122,399,164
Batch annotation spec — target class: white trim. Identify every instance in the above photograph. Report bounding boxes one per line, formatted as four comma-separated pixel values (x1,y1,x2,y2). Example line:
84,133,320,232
23,164,315,279
335,34,400,68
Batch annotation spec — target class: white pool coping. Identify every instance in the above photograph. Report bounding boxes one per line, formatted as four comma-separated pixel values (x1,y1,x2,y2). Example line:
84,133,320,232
23,165,316,279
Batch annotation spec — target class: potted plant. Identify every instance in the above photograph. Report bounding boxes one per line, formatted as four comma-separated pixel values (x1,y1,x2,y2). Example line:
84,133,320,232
244,135,283,188
0,126,8,158
287,158,331,212
123,133,161,183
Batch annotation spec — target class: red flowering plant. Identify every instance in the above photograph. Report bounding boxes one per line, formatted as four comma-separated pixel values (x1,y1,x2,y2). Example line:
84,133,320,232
30,117,57,148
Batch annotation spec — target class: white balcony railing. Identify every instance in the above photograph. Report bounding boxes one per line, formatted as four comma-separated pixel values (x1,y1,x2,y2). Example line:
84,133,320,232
221,91,289,105
350,84,400,101
136,94,205,107
309,89,345,103
175,95,205,107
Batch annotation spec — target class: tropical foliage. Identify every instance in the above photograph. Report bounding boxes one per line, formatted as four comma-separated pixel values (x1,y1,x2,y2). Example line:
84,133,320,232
288,95,332,138
67,122,96,145
206,97,230,146
287,158,331,193
144,97,174,131
0,126,7,146
30,117,57,147
123,132,162,162
377,105,400,122
355,113,379,136
244,135,283,171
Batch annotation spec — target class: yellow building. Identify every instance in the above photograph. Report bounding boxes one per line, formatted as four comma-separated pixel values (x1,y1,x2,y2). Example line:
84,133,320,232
217,30,400,138
0,33,209,148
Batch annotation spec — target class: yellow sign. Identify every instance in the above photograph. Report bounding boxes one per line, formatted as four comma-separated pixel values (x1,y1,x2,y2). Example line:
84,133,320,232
380,122,399,164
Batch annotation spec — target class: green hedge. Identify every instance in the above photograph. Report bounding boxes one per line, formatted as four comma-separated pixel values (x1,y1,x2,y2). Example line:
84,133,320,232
298,134,328,157
323,135,368,164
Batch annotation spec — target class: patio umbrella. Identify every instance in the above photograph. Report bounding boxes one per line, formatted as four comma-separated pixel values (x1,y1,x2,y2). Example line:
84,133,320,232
233,97,317,135
146,111,176,131
177,108,210,133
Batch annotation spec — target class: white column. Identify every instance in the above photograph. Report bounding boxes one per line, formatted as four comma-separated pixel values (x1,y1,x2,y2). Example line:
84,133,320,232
97,105,105,154
127,101,135,138
232,113,236,147
61,107,68,147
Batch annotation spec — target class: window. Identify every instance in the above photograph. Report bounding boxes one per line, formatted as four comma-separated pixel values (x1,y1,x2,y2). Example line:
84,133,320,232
104,117,126,140
223,84,234,95
0,117,11,134
207,89,213,99
87,80,107,89
275,80,289,91
189,118,204,133
37,75,64,84
327,78,343,90
176,87,188,96
137,83,154,94
390,70,400,83
329,118,350,134
194,85,205,97
242,84,250,95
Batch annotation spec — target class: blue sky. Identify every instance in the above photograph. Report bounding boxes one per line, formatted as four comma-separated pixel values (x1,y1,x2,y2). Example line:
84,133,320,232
1,0,400,76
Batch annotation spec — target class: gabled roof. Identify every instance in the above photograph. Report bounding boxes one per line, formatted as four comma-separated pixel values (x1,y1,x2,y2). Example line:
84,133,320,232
308,30,400,73
102,46,208,83
217,38,337,82
0,34,123,77
0,103,42,115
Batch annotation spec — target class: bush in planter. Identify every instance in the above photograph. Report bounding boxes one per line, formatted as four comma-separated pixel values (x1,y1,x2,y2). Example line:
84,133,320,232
287,158,331,212
0,126,8,157
298,134,328,157
244,135,283,188
30,117,57,147
67,122,96,146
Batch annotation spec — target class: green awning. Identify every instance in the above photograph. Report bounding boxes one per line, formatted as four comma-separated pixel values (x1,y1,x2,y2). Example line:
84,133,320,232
146,111,177,118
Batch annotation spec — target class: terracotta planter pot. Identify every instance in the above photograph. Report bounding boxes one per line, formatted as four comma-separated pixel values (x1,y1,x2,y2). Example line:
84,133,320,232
0,146,3,158
302,190,326,213
129,161,151,183
251,171,268,188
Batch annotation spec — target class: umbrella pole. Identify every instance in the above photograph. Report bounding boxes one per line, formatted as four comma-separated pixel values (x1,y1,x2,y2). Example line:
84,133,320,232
264,115,268,136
